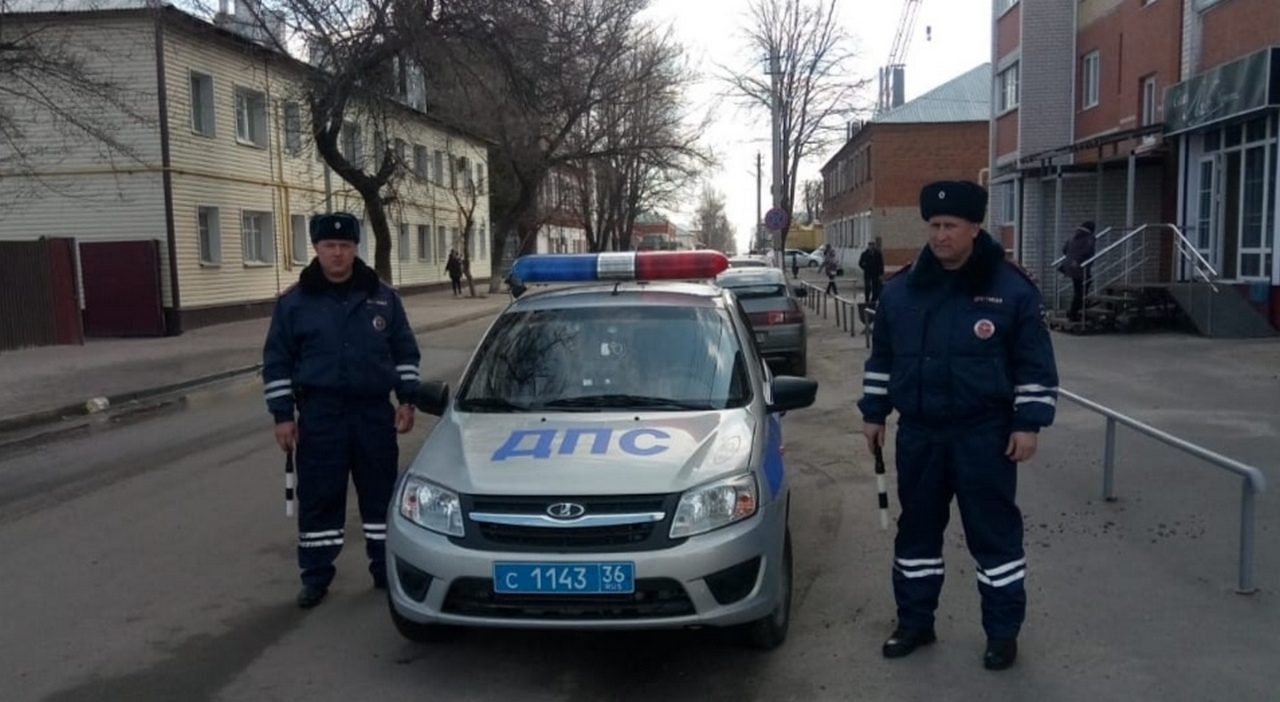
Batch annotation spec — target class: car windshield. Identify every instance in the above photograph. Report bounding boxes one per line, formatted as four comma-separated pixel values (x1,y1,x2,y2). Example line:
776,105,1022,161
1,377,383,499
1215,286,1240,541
457,303,750,412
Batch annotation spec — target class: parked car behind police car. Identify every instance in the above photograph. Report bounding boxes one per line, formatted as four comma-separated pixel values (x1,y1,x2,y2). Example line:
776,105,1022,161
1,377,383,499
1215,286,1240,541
715,266,808,376
388,250,818,650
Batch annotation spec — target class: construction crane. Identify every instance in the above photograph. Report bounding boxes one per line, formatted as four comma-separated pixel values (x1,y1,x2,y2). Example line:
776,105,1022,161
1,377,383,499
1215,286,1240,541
877,0,927,114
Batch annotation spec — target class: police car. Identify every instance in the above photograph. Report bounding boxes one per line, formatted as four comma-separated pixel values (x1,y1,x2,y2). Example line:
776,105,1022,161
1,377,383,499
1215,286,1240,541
387,250,818,650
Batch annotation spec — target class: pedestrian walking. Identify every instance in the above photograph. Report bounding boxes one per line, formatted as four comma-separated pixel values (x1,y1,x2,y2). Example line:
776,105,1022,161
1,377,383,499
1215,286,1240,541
859,240,885,303
822,244,839,295
446,249,464,296
262,212,422,609
857,180,1059,671
1059,221,1097,322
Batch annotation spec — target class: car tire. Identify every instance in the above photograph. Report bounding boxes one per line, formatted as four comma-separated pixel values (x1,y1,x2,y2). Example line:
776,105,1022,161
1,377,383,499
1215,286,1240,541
743,528,792,651
807,260,818,268
388,594,454,643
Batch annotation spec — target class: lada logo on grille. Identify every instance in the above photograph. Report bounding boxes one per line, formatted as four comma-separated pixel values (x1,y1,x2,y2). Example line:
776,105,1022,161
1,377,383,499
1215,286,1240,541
546,502,586,519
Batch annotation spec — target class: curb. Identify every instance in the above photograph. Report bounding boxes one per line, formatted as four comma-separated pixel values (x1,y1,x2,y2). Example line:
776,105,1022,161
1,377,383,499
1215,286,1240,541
0,305,506,438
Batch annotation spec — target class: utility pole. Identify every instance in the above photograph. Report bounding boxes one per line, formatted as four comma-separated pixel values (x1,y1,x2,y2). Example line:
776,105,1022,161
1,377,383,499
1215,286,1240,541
769,51,783,211
755,151,763,251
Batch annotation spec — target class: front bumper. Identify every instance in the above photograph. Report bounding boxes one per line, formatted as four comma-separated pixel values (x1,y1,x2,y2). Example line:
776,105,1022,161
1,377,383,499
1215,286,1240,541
387,496,787,631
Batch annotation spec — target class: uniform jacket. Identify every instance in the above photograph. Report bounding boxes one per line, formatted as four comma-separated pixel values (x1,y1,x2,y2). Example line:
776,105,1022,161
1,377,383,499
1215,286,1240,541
262,258,421,423
857,231,1058,433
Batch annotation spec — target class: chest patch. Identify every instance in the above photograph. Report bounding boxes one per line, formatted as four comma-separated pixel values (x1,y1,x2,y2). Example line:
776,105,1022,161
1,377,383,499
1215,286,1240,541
372,314,386,331
973,318,996,340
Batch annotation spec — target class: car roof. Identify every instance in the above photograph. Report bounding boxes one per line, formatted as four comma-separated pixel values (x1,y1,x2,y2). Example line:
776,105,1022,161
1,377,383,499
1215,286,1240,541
715,267,787,287
505,281,726,312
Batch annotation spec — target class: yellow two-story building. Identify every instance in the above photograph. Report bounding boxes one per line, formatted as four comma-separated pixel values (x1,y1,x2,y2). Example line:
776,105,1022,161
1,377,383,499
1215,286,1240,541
0,5,490,337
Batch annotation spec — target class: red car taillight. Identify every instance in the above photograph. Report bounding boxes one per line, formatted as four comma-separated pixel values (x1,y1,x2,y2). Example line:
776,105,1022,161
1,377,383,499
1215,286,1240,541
749,303,804,326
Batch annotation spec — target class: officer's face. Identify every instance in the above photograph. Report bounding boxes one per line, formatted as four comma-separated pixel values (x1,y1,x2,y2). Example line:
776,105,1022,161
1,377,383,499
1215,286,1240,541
314,239,356,281
926,216,980,269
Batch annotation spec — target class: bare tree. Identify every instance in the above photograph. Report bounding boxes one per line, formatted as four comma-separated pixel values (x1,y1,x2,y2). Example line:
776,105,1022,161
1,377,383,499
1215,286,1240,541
442,137,485,297
721,0,868,253
0,0,155,204
695,183,735,254
802,178,823,223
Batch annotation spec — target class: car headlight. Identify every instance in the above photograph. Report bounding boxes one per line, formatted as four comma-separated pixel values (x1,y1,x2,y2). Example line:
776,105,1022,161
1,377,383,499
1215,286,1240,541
398,476,464,537
670,473,758,539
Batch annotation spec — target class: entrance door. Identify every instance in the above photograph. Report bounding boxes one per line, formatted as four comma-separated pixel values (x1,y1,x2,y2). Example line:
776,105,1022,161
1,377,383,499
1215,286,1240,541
1193,155,1223,277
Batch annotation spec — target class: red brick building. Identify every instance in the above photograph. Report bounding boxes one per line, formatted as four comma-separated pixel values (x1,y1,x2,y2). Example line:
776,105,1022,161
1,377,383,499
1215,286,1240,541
821,63,991,271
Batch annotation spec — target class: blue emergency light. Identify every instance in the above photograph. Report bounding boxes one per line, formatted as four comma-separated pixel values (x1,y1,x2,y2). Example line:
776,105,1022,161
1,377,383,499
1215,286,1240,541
509,250,730,284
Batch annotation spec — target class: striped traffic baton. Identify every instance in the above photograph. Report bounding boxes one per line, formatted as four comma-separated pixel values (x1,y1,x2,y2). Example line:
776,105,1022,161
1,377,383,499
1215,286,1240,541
285,449,296,518
873,444,890,531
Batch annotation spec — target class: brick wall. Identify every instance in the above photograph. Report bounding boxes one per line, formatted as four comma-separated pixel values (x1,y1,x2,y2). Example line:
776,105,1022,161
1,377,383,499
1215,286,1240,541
997,1,1021,56
1074,0,1183,143
1200,0,1280,69
1019,0,1078,159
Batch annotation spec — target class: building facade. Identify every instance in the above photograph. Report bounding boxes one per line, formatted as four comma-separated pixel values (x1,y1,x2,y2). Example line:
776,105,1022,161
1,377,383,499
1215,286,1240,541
0,5,490,342
822,63,992,271
991,0,1279,330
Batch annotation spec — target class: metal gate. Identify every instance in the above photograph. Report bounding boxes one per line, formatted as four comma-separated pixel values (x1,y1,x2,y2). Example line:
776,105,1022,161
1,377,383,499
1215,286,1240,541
79,240,166,338
0,238,82,351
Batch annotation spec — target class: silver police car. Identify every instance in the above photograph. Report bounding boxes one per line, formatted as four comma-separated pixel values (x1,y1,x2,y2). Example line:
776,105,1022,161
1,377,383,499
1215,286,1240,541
388,251,818,650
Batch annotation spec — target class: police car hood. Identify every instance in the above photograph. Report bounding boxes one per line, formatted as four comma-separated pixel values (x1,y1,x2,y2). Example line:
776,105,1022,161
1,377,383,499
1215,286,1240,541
411,409,756,495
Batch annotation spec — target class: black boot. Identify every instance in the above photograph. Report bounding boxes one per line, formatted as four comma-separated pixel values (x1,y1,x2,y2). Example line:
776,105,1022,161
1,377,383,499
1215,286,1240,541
984,638,1018,670
882,627,937,658
296,585,328,609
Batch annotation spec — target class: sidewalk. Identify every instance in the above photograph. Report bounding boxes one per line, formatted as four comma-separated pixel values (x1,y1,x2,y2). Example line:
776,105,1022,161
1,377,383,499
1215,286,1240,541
0,286,511,434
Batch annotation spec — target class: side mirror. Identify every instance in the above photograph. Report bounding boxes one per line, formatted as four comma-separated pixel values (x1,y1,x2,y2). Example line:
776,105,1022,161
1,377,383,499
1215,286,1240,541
766,376,818,414
413,381,450,417
793,285,808,299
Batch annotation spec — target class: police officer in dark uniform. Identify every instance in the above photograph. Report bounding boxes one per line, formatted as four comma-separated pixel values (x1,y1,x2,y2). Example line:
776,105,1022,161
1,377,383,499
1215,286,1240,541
857,181,1059,670
262,212,422,609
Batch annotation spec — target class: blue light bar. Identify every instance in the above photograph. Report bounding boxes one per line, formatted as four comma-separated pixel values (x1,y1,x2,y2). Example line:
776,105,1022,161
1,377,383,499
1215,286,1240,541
509,251,729,285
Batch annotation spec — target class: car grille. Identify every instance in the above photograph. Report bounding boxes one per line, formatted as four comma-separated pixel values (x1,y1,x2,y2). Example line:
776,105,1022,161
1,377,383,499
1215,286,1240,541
442,577,695,619
455,493,684,553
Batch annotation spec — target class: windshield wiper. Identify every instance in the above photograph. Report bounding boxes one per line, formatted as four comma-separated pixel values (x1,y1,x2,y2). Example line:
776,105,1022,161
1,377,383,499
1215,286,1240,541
541,394,714,411
457,397,530,412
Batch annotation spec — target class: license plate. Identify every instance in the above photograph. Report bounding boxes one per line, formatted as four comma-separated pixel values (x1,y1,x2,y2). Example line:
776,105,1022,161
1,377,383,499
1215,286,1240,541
493,562,635,594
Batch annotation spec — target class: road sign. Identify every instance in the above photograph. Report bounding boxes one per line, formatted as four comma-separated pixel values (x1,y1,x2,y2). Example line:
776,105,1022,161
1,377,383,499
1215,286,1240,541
764,208,789,231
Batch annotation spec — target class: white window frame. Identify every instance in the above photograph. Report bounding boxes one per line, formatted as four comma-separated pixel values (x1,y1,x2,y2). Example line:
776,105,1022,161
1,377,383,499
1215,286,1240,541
241,211,275,265
234,87,268,147
283,102,302,155
197,206,221,265
433,150,444,185
398,223,411,262
341,122,363,166
291,214,310,263
998,63,1019,113
1001,183,1017,225
1082,51,1101,110
436,224,448,260
998,0,1019,15
190,72,215,137
418,224,431,261
1141,74,1158,126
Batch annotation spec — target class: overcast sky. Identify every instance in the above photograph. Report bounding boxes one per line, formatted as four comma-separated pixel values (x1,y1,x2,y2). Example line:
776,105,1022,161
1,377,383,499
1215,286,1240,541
644,0,993,251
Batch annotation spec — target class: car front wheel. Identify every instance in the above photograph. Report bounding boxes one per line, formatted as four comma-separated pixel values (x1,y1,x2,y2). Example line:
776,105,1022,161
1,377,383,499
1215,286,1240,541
742,528,792,651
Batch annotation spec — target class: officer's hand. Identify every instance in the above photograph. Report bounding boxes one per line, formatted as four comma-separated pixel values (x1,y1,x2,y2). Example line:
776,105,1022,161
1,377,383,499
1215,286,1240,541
274,421,297,452
1006,431,1038,462
395,404,415,434
863,423,886,452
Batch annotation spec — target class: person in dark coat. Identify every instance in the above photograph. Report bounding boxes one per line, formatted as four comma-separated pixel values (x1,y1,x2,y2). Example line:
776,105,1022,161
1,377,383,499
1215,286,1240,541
858,180,1059,671
1059,221,1097,322
446,249,464,296
859,240,886,303
262,212,422,609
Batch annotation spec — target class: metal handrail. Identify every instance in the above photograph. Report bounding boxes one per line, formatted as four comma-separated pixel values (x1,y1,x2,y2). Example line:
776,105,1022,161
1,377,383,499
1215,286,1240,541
1058,387,1267,594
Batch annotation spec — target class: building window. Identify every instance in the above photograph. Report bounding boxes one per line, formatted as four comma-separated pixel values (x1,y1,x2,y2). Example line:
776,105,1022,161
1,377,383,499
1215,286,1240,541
234,87,268,147
1082,51,1100,109
190,72,215,137
998,0,1019,13
433,150,444,185
1000,184,1016,225
414,145,428,180
1140,75,1158,127
197,206,221,265
476,163,485,191
418,224,431,261
436,224,448,259
242,211,275,264
341,122,363,165
998,63,1020,112
283,102,302,155
478,221,487,259
291,214,309,262
399,223,411,261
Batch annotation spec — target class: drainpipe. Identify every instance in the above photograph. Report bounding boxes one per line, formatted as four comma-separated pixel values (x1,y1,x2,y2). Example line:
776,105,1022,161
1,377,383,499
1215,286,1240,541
153,11,182,336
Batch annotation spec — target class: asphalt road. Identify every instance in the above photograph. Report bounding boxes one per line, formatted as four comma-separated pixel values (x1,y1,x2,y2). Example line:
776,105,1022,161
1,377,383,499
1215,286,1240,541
1,314,1276,702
